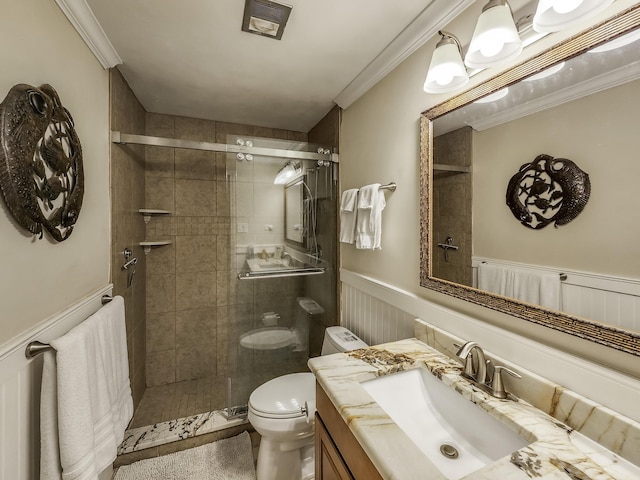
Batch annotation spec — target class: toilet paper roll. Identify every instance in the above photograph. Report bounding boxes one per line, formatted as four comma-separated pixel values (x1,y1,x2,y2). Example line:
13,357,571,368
304,400,316,424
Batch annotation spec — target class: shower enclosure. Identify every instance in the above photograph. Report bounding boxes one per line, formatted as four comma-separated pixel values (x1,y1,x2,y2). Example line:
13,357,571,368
111,125,338,428
224,135,338,417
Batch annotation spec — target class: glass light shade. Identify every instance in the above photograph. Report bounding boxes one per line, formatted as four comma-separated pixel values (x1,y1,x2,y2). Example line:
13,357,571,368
424,42,469,93
532,0,613,33
465,3,523,69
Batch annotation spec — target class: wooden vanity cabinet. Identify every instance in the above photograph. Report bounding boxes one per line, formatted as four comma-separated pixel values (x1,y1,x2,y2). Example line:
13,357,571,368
315,382,383,480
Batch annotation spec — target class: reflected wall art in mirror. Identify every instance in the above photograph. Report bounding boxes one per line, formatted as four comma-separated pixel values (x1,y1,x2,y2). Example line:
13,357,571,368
420,5,640,356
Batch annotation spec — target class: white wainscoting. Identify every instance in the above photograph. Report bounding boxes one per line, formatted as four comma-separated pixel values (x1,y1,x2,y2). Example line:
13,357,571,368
472,257,640,331
339,269,640,423
0,285,112,480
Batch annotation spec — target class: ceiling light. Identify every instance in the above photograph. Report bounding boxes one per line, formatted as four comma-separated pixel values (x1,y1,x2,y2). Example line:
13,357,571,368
424,32,470,94
532,0,613,33
464,0,523,69
474,87,509,103
589,28,640,53
274,161,301,184
242,0,292,41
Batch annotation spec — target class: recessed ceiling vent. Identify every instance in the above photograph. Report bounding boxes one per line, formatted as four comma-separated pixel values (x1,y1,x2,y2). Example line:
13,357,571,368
242,0,292,40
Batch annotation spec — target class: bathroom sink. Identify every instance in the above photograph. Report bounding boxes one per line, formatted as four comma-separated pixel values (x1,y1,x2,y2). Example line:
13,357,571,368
246,258,292,271
361,367,530,480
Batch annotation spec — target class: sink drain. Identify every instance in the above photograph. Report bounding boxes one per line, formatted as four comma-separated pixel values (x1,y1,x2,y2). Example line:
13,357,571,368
440,444,459,459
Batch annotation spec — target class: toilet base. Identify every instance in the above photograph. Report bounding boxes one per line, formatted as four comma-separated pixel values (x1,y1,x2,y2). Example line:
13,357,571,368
256,436,314,480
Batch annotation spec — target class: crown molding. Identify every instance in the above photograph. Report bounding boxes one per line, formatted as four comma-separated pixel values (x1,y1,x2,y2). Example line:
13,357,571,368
334,0,475,109
54,0,122,69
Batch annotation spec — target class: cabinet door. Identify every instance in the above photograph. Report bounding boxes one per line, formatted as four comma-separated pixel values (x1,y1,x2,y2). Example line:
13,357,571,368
315,414,354,480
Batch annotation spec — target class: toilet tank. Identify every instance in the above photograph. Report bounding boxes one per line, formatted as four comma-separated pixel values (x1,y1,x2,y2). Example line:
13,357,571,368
321,326,367,355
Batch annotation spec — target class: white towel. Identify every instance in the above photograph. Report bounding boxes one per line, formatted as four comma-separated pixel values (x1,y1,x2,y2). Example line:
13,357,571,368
478,264,560,310
41,296,133,480
339,188,359,244
355,184,386,250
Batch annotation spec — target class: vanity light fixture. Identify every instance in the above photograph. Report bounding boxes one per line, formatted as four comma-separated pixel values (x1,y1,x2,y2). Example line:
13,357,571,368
464,0,523,69
423,32,470,94
273,161,301,184
532,0,613,33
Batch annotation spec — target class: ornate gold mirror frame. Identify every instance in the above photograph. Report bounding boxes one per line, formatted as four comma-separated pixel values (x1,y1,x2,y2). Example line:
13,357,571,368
420,5,640,357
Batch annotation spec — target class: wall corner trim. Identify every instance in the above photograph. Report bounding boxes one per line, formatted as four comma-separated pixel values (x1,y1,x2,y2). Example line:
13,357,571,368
54,0,122,69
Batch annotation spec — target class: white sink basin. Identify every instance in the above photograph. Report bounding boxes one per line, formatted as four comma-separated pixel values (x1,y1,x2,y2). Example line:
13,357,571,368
246,257,291,271
361,368,530,480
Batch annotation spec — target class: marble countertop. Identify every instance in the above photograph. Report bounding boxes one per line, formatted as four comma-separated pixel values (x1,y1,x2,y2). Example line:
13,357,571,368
308,338,640,480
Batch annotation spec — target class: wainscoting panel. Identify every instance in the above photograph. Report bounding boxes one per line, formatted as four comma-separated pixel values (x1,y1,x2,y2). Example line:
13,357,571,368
0,286,112,480
341,281,414,346
472,257,640,331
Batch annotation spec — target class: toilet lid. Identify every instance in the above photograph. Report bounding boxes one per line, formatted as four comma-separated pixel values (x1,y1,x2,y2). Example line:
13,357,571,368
249,372,315,418
240,327,295,350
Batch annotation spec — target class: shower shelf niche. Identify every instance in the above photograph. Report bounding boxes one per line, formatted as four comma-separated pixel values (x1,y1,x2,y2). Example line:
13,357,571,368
139,209,171,223
139,240,172,255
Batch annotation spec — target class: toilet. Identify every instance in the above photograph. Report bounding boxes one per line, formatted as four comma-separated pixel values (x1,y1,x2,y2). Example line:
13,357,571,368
248,325,367,480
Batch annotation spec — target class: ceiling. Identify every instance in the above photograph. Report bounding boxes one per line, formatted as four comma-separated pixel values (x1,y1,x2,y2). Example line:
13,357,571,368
82,0,473,132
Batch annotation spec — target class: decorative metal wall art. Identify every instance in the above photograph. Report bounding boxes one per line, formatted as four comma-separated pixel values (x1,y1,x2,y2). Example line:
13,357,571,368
506,154,590,230
0,84,84,241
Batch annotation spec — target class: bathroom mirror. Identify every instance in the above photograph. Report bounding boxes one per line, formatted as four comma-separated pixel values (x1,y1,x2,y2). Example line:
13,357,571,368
285,178,304,246
420,6,640,356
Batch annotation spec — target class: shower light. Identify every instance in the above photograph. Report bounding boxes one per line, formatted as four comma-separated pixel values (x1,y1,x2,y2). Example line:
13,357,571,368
532,0,613,33
273,161,301,184
464,0,522,69
423,32,469,94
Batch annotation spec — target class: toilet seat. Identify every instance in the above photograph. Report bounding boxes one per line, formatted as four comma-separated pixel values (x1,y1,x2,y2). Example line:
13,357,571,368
240,327,297,350
249,372,315,419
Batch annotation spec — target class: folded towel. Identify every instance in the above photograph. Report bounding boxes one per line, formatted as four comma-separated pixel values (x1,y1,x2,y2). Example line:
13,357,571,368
41,296,133,480
478,264,560,310
356,184,386,250
357,183,380,209
340,189,359,244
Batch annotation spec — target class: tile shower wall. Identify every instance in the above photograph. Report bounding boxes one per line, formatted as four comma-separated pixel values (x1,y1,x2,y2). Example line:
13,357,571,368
432,126,472,286
143,113,309,387
307,106,341,356
110,69,147,406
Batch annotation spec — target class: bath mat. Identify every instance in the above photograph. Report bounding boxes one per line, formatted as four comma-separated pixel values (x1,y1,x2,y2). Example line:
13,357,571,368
113,431,256,480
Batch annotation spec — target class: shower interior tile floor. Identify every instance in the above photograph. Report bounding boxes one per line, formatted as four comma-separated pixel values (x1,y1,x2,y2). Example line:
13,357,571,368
130,375,228,428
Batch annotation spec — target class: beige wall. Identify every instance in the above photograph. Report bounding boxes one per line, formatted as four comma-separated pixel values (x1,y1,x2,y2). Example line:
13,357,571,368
340,0,640,378
473,79,640,278
0,0,110,347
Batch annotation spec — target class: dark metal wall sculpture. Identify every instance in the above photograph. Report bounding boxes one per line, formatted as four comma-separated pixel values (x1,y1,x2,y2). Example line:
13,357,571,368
506,154,590,230
0,84,84,241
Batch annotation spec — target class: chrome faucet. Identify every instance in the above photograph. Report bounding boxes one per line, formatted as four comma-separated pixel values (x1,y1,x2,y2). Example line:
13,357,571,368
455,341,521,399
456,341,487,384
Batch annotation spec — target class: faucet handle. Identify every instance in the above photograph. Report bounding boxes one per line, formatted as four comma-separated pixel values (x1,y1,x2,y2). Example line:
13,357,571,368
490,366,522,399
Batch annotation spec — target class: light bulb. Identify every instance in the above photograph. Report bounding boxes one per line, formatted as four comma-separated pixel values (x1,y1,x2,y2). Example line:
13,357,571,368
552,0,584,14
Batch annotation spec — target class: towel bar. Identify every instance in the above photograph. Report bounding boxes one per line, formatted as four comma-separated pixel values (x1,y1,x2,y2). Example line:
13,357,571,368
380,182,396,192
24,295,114,358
